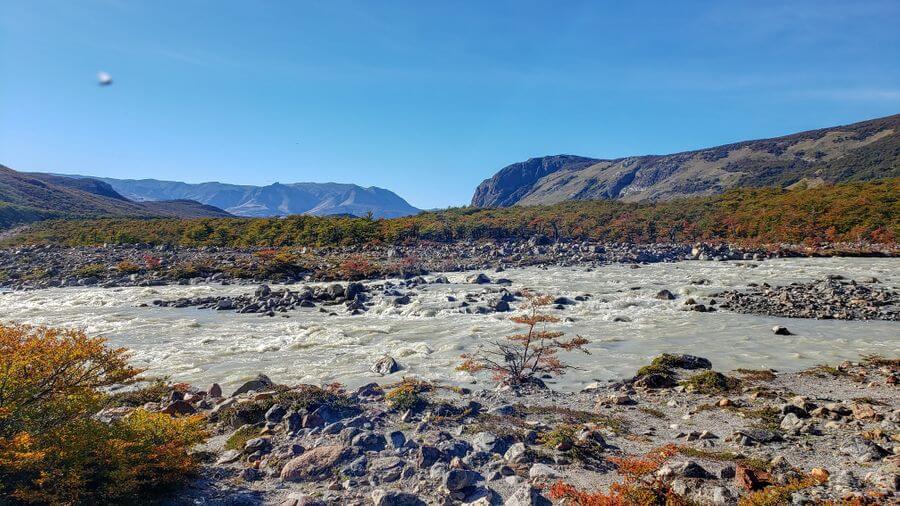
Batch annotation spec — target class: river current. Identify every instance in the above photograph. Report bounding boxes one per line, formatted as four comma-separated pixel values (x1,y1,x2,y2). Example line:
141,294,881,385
2,258,898,392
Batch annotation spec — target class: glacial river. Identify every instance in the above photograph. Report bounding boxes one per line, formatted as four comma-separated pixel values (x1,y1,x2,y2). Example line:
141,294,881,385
2,258,898,392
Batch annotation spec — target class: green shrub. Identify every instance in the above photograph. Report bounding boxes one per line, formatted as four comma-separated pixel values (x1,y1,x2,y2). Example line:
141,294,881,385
385,379,433,412
73,263,106,278
215,384,357,427
680,371,741,394
224,425,261,451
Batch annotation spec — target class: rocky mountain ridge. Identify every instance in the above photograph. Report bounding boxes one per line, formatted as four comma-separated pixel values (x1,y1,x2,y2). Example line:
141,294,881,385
64,176,422,219
0,165,230,228
472,113,900,207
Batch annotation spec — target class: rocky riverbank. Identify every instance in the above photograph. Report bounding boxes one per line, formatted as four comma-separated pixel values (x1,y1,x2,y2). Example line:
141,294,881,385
98,354,900,505
0,240,880,292
714,276,900,321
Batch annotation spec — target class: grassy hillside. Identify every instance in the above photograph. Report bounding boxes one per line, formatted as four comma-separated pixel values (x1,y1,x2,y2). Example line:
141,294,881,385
473,113,900,206
0,165,231,228
7,179,897,248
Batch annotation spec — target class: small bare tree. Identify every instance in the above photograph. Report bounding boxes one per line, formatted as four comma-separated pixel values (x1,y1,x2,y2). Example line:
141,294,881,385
458,292,590,386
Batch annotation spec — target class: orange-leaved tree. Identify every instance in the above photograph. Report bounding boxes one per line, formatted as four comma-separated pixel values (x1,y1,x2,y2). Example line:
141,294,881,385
458,292,589,386
0,324,207,504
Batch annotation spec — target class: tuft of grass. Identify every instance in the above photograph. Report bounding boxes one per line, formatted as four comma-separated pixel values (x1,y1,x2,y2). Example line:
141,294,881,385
73,263,107,278
735,368,777,381
851,396,888,406
539,424,605,464
224,425,261,452
215,384,357,427
106,378,172,407
799,364,850,378
733,406,783,432
738,474,827,506
677,447,769,472
638,406,667,419
462,414,530,439
649,354,685,369
384,378,433,412
680,371,741,394
635,363,672,378
860,354,900,368
514,403,627,434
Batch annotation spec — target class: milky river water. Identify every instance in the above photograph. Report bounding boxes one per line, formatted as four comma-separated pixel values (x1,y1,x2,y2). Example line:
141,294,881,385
2,258,898,392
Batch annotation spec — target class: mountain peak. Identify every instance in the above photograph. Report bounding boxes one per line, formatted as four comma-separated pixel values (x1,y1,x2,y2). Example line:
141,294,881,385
76,177,421,219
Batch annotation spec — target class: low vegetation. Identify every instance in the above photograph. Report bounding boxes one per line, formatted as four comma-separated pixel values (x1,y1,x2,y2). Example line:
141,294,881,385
458,292,589,386
738,473,828,506
548,445,687,505
6,178,898,246
0,324,207,503
384,379,434,412
214,384,356,428
679,371,742,394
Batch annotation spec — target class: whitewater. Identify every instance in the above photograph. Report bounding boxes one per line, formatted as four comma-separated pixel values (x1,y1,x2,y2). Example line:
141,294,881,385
2,257,898,392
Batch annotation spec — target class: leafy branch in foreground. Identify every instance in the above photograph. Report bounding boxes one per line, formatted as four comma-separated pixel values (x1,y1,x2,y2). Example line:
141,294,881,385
0,324,207,503
458,292,589,387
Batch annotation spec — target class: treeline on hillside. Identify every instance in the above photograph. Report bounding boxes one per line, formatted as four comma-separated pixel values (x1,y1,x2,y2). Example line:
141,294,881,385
6,179,898,247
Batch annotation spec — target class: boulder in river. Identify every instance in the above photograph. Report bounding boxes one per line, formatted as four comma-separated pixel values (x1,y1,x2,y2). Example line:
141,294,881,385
231,374,275,396
655,289,676,300
772,325,792,335
372,355,401,376
466,273,492,284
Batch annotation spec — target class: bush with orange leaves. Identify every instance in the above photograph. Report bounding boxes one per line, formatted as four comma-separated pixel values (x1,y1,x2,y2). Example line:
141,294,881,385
458,292,589,386
0,324,207,503
548,445,688,506
339,253,380,280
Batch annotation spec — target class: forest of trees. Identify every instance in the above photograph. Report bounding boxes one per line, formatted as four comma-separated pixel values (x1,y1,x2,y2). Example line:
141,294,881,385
6,179,897,248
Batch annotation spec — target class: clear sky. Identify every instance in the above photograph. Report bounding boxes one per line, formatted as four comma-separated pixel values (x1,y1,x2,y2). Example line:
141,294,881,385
2,1,899,209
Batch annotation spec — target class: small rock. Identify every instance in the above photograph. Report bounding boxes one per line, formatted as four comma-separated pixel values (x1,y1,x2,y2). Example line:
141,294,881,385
265,404,287,423
466,273,491,284
504,484,548,506
444,468,479,491
504,442,531,464
528,463,558,479
160,400,196,416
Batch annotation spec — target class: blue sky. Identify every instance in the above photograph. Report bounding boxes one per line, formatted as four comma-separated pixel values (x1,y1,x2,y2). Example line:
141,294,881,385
2,1,899,209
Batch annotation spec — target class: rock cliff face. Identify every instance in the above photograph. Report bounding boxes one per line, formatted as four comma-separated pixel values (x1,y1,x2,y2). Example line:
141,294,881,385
472,113,900,206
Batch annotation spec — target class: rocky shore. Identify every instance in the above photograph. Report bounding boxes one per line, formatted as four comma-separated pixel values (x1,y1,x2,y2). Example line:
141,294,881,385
149,274,530,317
0,240,856,292
714,276,900,321
141,272,899,322
100,354,900,505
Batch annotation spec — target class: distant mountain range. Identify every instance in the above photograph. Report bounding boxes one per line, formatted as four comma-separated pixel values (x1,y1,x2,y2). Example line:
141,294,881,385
472,113,900,207
0,165,229,229
62,176,422,219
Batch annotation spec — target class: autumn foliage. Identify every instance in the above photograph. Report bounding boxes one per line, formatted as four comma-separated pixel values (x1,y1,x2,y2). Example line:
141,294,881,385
7,178,897,248
458,292,589,386
0,324,207,503
339,253,380,280
548,445,687,505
